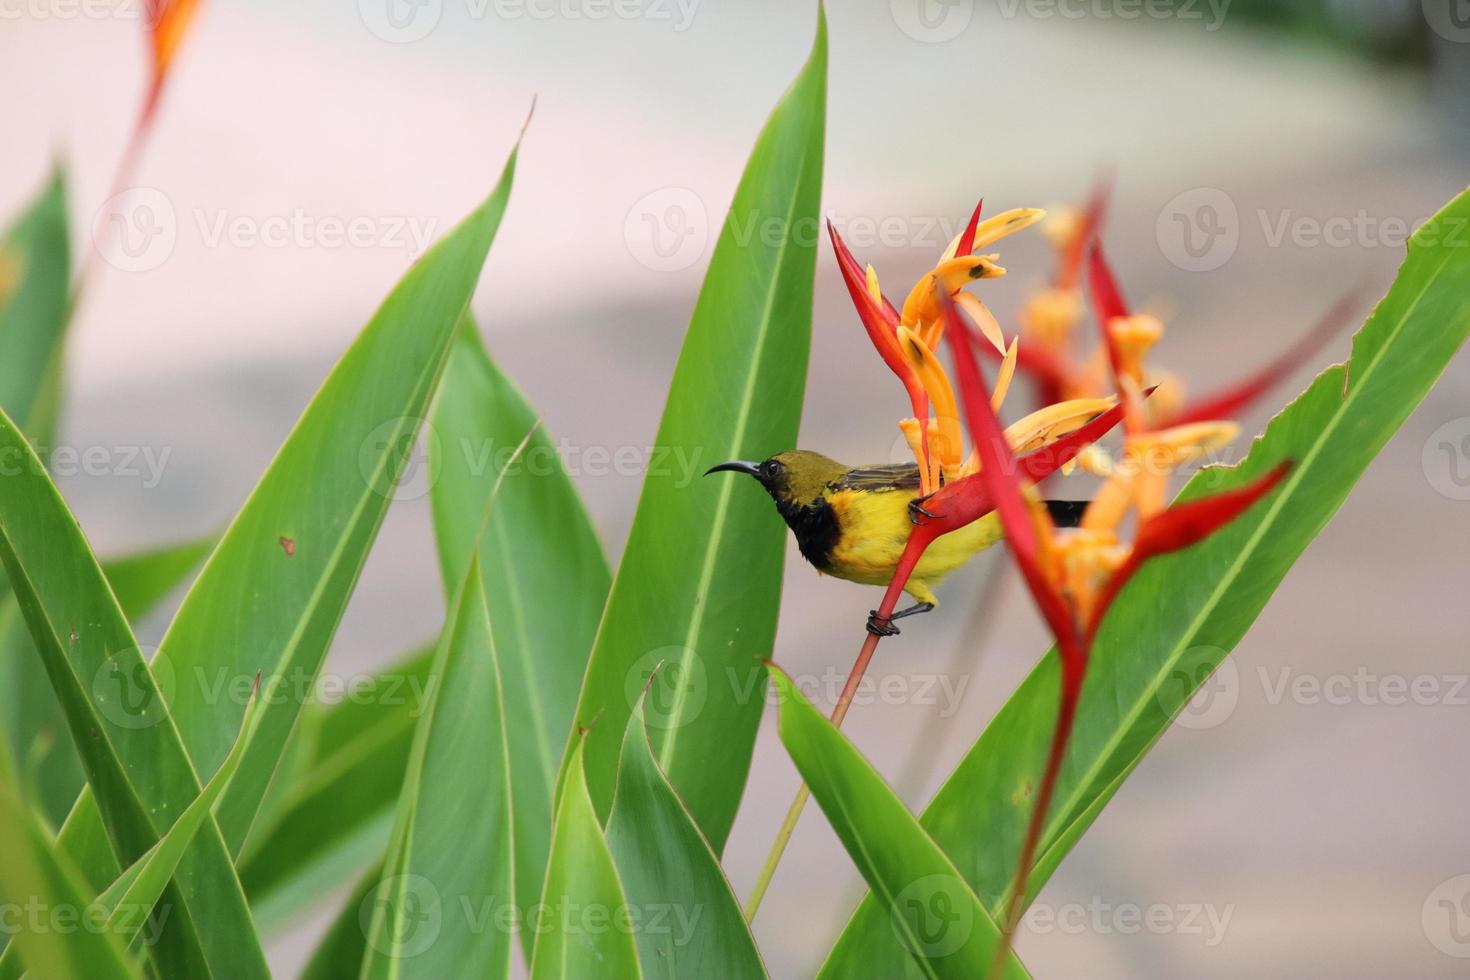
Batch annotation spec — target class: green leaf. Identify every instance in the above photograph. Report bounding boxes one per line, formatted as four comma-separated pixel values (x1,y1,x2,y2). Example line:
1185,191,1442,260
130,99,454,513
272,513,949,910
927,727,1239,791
564,7,827,851
819,188,1470,977
42,137,521,934
0,410,268,979
771,669,1027,980
360,554,514,978
605,686,767,979
0,555,241,975
238,644,433,931
0,166,70,442
531,737,642,980
0,537,214,829
0,738,141,980
429,323,610,926
83,675,264,948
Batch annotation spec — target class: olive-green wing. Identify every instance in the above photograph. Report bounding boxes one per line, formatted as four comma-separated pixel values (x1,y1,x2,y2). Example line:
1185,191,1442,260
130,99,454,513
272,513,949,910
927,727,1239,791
830,463,922,493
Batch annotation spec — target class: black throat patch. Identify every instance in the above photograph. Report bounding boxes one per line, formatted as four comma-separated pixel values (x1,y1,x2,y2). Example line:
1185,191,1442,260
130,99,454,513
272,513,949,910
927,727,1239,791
773,494,840,572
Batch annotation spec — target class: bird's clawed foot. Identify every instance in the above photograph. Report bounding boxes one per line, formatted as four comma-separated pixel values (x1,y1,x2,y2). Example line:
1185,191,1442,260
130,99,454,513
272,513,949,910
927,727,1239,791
908,497,941,526
866,611,901,637
865,601,935,637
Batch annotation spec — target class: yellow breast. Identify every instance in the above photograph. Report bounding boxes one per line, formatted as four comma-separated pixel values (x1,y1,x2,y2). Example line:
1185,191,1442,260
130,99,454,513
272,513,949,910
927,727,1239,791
825,488,1003,605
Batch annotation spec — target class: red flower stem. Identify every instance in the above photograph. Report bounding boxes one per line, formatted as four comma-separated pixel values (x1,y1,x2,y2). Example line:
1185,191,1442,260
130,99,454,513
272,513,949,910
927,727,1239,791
744,530,936,923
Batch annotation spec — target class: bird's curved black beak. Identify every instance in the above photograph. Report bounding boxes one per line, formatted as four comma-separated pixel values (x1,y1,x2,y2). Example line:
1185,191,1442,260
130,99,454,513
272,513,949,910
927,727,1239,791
705,460,761,478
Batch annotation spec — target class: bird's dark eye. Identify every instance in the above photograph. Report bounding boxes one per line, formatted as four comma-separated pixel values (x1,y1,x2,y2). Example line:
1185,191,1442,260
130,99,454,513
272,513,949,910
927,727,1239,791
761,459,783,479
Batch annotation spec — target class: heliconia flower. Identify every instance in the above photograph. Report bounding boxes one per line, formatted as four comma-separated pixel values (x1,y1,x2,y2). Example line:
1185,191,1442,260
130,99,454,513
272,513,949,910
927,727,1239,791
142,0,203,125
1011,184,1353,432
829,205,1107,496
938,287,1289,975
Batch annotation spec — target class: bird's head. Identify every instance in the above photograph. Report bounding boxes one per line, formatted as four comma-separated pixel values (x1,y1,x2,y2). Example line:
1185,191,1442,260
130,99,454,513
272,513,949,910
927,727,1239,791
705,449,849,508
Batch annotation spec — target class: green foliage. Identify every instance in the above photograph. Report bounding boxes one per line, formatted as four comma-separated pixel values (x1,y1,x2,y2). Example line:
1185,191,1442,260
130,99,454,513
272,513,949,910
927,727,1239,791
358,552,515,977
0,407,269,978
0,167,69,442
430,323,610,928
772,669,1027,979
147,148,517,858
606,691,766,978
531,738,644,980
564,6,828,852
238,644,432,930
0,738,141,980
0,537,213,828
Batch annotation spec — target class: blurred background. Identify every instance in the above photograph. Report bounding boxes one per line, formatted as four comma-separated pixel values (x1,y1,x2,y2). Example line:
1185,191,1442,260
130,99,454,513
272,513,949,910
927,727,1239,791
3,0,1469,976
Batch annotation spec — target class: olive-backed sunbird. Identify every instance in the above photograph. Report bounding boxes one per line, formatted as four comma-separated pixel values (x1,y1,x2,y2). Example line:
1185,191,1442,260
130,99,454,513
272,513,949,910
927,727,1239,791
707,449,1086,634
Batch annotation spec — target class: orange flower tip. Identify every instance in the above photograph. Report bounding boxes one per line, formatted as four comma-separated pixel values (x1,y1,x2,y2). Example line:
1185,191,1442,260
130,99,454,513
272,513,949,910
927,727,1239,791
148,0,202,82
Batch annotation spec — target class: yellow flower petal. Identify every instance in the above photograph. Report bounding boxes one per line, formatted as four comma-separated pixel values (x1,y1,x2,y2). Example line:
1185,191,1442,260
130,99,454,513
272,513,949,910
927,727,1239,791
1144,369,1188,426
1130,420,1239,468
1131,469,1168,521
865,264,884,308
1108,313,1164,385
991,337,1019,412
898,326,963,470
1053,526,1127,627
970,208,1046,250
899,417,942,496
903,257,1007,330
1080,472,1134,534
1041,205,1083,251
900,271,936,327
950,291,1008,355
1020,286,1084,350
1005,396,1116,454
1073,443,1114,477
